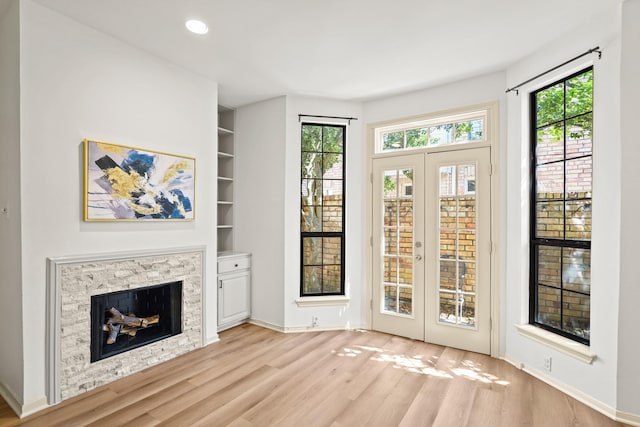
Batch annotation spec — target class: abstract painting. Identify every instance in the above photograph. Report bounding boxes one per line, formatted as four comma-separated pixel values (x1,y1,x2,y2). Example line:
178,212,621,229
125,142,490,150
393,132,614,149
84,139,195,221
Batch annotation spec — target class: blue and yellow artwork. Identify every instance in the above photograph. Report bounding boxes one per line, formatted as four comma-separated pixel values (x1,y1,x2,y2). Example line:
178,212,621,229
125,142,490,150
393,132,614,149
84,139,195,221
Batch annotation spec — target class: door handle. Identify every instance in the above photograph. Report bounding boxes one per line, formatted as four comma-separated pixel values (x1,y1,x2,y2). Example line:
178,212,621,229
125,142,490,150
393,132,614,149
415,254,423,261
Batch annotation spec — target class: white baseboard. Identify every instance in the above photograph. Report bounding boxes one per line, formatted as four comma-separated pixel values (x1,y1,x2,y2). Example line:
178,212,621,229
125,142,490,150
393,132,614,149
248,318,367,334
0,381,48,419
501,355,640,427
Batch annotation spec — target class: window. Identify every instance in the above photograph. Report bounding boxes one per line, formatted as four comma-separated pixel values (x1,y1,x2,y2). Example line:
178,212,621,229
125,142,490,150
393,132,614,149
375,110,486,153
530,67,593,345
300,123,345,296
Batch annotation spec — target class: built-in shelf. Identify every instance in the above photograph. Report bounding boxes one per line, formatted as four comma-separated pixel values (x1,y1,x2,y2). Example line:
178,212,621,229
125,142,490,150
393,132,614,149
218,105,236,253
218,126,234,135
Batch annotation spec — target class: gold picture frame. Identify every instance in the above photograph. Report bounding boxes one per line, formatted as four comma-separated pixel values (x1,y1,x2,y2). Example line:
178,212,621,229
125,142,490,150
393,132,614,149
84,139,195,221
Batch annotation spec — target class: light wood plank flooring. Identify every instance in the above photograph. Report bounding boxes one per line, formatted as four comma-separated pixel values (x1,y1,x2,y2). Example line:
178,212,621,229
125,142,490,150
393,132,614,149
0,324,627,427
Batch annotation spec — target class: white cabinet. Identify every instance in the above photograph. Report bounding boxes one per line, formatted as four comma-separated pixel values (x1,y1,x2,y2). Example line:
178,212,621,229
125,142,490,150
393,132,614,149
217,252,251,331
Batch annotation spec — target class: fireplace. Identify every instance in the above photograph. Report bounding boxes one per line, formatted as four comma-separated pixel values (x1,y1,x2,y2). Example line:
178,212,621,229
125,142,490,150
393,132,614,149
47,247,205,404
90,281,183,362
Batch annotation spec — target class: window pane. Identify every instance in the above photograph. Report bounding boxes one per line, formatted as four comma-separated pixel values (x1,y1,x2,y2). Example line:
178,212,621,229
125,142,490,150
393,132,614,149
302,125,322,151
460,262,476,294
566,114,592,160
301,179,321,207
562,248,590,294
536,285,561,329
536,162,564,200
323,127,343,153
566,70,593,119
323,180,342,206
536,123,564,164
536,82,564,127
439,291,456,324
303,237,322,265
440,230,456,259
399,257,412,285
399,229,413,255
323,153,342,176
301,206,322,232
440,260,456,291
384,228,398,255
301,152,322,178
384,171,398,199
429,124,453,146
406,127,428,148
323,237,341,265
323,265,341,293
384,256,397,283
566,157,592,197
322,206,342,232
302,266,322,294
384,200,398,227
455,119,483,142
439,166,455,196
565,201,591,241
537,246,561,288
383,131,404,150
457,164,476,196
458,196,476,229
458,230,476,261
384,285,398,312
536,202,564,239
562,290,590,340
399,287,412,315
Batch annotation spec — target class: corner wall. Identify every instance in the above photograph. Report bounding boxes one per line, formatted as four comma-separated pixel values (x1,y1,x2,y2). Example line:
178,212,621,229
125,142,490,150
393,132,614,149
504,3,621,412
235,96,287,328
0,0,24,410
18,0,218,411
618,0,640,417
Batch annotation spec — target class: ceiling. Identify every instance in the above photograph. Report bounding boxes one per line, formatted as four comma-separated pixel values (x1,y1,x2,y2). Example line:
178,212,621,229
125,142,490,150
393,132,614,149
31,0,618,108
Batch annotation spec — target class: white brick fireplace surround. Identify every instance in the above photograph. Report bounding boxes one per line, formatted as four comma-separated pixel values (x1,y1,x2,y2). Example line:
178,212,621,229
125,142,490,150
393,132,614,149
46,246,206,405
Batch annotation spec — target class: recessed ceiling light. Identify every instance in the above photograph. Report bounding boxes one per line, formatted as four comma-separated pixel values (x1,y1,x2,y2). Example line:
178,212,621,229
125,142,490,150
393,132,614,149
185,19,208,35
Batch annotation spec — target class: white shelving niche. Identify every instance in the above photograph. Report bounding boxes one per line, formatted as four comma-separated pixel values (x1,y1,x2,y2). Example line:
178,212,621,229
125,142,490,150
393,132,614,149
217,106,236,253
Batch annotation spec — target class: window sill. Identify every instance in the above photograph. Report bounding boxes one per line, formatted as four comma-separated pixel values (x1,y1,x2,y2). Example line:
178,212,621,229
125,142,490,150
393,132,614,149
295,296,350,307
515,324,596,364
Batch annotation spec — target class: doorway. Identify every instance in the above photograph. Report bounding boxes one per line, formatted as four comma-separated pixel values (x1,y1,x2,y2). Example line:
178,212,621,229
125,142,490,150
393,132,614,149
371,147,491,354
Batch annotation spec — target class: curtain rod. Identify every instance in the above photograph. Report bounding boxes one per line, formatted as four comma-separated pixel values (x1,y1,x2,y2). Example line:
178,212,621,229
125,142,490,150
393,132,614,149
298,114,358,125
506,46,602,95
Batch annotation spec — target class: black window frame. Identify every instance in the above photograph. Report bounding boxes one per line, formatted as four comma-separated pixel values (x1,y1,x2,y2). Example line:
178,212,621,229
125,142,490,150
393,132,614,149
300,123,346,297
529,67,593,345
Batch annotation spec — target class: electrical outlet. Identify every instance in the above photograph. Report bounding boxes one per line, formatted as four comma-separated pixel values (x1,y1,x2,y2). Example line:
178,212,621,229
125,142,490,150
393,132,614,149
311,316,319,328
544,356,552,372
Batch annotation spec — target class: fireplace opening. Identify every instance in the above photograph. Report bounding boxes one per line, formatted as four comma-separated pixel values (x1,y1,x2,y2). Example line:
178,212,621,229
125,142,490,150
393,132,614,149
90,281,182,363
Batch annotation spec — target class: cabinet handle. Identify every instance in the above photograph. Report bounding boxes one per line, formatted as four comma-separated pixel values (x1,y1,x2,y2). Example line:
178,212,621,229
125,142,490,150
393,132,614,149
219,280,223,289
234,264,238,267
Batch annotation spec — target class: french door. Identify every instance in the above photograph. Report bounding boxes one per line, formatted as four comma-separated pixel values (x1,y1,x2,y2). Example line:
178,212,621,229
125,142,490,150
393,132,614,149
371,147,491,354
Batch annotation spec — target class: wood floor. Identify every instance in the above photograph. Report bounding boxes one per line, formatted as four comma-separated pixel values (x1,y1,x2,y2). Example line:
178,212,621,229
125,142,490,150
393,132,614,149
0,324,627,427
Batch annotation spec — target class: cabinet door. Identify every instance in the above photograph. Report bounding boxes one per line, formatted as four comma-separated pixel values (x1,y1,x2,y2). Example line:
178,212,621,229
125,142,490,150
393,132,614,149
218,271,250,329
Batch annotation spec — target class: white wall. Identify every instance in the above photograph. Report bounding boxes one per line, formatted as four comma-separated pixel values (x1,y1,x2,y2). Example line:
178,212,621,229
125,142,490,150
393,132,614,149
283,96,365,329
504,4,621,410
18,0,218,409
235,96,287,328
617,0,640,416
0,0,24,408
